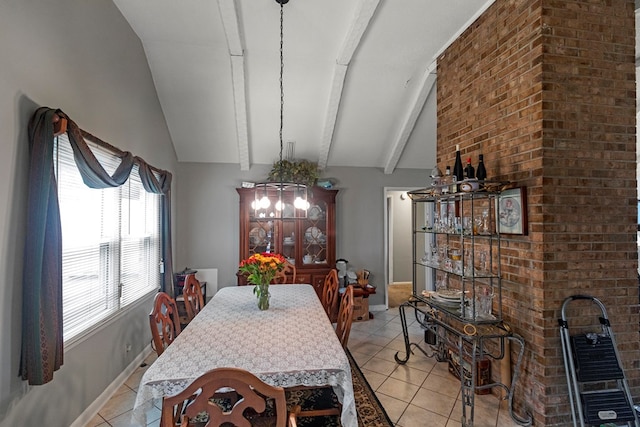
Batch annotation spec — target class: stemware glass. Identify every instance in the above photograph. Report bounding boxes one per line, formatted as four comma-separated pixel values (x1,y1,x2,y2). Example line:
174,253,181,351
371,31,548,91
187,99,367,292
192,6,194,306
474,215,483,235
430,245,439,266
463,217,472,235
481,209,490,234
478,250,488,274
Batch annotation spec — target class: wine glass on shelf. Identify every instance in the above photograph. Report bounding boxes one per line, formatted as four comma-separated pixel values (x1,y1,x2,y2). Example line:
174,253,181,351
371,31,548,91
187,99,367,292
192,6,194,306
474,215,482,235
481,209,490,234
477,284,495,319
430,245,439,266
464,248,473,276
463,217,472,236
438,244,448,268
478,250,488,274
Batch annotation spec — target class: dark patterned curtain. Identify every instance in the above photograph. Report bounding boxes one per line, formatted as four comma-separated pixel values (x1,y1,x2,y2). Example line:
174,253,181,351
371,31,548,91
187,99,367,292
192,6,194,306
20,107,174,385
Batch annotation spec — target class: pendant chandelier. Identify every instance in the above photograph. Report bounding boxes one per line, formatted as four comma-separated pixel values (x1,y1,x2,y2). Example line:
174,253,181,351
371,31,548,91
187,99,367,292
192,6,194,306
253,0,309,219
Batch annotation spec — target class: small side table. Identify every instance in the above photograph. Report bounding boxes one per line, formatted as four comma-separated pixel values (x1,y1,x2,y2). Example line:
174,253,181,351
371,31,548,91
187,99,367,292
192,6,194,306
338,284,376,321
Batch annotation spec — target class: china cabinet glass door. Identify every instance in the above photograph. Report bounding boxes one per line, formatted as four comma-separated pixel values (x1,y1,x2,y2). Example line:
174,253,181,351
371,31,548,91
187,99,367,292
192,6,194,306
300,200,328,266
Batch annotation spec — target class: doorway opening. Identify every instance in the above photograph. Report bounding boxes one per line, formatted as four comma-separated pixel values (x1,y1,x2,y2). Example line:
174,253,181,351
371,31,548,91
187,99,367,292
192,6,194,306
384,187,417,308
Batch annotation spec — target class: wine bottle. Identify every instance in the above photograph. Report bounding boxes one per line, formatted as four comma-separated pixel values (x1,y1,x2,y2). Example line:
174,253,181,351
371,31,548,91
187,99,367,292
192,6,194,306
476,154,487,181
452,144,464,192
464,158,475,179
441,166,451,194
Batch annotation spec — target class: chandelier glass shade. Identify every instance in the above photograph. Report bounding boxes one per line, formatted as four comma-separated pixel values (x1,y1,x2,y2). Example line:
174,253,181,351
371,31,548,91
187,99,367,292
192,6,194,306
252,182,309,219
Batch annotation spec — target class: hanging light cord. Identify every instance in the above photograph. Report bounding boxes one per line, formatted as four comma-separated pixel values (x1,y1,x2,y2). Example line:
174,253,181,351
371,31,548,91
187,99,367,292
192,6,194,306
278,1,284,182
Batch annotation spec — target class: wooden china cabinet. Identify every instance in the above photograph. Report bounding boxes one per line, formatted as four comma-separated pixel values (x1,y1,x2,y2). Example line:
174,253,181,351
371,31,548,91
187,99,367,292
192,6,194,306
236,186,338,298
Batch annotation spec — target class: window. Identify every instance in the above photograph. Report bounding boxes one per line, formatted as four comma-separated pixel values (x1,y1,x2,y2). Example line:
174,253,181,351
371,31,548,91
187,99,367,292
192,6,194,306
54,134,161,342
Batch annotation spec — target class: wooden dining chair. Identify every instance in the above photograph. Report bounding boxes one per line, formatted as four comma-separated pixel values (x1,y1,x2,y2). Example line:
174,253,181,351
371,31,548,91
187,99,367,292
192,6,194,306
321,269,339,318
160,367,298,427
272,260,297,284
336,285,355,348
182,273,205,322
287,283,353,422
149,292,182,357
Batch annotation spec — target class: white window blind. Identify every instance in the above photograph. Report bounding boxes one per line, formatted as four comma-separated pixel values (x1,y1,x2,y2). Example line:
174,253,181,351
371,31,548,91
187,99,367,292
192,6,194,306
54,134,161,342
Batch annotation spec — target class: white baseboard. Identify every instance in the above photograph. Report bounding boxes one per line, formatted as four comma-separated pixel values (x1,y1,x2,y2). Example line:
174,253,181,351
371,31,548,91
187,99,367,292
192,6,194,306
70,345,152,427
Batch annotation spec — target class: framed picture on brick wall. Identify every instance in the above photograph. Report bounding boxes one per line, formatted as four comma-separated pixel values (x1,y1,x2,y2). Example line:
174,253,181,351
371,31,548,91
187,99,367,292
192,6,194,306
496,187,527,235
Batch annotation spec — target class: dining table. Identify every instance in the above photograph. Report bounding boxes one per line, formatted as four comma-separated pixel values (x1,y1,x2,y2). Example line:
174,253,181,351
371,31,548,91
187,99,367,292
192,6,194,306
133,284,357,427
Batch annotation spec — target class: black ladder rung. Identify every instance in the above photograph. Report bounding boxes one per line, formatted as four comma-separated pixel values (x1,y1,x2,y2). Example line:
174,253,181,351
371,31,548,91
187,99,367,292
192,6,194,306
581,390,636,424
571,335,624,382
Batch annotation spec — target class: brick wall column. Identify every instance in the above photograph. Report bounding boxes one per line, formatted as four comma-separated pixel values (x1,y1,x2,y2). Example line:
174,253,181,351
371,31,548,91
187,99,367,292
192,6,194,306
436,1,638,425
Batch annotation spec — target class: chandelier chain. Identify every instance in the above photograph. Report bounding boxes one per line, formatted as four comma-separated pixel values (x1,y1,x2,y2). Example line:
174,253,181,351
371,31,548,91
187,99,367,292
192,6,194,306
279,1,284,169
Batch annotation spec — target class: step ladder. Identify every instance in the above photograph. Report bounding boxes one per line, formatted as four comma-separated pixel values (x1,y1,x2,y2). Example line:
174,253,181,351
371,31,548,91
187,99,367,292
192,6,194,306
559,295,639,427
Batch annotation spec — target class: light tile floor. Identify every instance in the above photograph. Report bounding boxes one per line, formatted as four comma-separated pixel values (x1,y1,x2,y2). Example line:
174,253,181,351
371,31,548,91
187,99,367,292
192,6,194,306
87,307,524,427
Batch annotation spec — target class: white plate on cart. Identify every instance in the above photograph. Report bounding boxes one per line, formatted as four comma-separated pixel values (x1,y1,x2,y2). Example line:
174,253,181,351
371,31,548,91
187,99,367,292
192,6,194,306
434,290,464,300
432,294,462,307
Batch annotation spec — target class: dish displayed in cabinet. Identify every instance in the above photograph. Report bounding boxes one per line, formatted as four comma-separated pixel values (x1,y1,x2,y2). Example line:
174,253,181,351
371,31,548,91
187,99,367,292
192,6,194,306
304,226,324,243
249,227,266,245
308,205,322,220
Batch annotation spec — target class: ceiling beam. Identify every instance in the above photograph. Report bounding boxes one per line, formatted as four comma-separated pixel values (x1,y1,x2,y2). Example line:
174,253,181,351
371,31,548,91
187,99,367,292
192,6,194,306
318,64,347,169
383,61,437,174
231,55,249,170
218,0,243,56
318,0,381,169
218,0,250,170
336,0,381,66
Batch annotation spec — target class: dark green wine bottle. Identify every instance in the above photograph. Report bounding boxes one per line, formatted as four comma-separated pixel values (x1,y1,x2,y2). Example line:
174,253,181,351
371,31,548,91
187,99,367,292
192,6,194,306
452,144,464,192
476,154,487,181
464,158,475,179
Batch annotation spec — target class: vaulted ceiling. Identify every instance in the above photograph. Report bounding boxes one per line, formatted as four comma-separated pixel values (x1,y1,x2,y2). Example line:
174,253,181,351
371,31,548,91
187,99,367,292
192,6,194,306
113,0,494,172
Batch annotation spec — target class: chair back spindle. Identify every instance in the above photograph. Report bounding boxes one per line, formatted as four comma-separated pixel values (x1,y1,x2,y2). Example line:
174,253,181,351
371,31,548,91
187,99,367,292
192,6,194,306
336,285,354,348
183,274,205,322
272,260,297,284
149,292,181,356
321,269,339,319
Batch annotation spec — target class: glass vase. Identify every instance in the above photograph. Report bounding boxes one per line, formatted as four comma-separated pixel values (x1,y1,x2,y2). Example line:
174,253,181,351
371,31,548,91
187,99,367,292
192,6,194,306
256,283,270,310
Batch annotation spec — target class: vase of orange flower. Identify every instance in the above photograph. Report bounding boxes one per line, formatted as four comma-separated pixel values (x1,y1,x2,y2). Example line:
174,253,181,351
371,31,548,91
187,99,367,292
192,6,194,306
238,252,286,310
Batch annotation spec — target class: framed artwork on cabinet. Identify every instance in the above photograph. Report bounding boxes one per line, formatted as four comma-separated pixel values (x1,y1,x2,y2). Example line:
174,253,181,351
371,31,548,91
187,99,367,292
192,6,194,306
496,187,527,235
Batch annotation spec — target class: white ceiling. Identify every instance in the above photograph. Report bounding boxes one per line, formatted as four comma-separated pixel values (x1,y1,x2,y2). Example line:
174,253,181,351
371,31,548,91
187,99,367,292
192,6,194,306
113,0,494,172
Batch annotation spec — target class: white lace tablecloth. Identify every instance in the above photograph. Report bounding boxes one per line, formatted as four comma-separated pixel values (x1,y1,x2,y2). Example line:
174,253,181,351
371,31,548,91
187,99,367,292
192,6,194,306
133,284,356,427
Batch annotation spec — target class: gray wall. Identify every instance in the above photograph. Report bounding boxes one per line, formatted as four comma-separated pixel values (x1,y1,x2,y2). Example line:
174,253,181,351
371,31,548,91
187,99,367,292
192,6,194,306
175,164,428,306
0,1,177,426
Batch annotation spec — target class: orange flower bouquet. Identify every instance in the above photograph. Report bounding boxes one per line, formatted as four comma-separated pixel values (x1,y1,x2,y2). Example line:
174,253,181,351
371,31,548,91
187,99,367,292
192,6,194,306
238,252,286,310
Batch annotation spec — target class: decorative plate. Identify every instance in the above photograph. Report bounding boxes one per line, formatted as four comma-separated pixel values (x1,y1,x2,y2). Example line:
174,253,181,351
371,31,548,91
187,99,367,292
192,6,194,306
304,226,322,243
308,205,323,221
431,294,462,307
434,290,464,300
249,227,266,245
